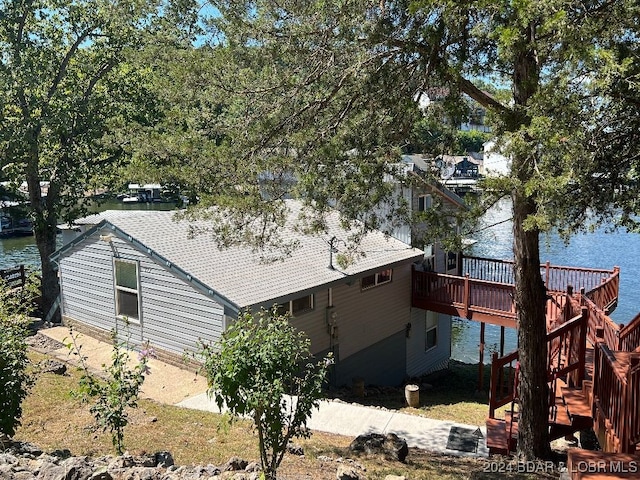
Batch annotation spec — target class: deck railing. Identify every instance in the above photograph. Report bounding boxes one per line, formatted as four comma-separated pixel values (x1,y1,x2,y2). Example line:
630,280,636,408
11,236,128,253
592,342,627,452
591,342,640,453
0,265,26,290
585,268,620,313
628,359,640,446
548,307,588,387
619,313,640,353
488,304,587,418
461,256,618,294
544,263,617,295
463,256,515,284
412,268,516,321
488,349,519,418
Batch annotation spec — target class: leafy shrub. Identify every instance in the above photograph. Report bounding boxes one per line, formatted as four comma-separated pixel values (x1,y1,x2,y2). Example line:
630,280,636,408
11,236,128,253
199,307,331,480
70,327,154,454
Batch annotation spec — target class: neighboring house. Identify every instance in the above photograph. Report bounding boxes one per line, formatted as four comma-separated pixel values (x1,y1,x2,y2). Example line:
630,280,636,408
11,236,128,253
51,201,450,386
379,154,468,276
373,157,469,376
483,139,511,176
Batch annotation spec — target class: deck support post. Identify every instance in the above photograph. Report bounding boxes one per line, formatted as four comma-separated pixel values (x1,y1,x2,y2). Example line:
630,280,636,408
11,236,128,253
545,261,550,288
478,322,486,391
463,273,470,318
576,307,588,386
500,326,505,357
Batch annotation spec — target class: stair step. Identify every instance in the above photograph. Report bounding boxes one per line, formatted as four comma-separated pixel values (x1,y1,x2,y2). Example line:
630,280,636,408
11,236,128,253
562,387,592,418
582,380,593,405
504,411,519,440
551,400,573,426
486,418,509,454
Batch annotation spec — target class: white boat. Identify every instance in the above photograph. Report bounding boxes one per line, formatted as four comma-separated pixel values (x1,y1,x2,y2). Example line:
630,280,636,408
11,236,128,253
121,183,163,203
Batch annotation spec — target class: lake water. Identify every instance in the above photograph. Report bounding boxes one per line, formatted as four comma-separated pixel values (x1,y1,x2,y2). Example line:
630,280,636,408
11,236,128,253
0,200,178,270
2,198,639,364
452,199,640,363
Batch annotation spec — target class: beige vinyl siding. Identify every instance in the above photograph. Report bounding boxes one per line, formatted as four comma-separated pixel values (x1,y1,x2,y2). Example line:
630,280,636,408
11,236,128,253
59,232,224,355
330,262,413,360
276,290,332,356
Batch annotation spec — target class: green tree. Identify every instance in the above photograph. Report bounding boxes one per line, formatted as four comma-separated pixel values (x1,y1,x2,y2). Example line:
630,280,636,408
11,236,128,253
0,0,197,323
177,1,639,460
0,275,37,437
199,308,331,480
457,130,490,155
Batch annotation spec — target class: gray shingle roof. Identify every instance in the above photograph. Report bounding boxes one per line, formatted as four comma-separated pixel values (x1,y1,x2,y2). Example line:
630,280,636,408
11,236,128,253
68,202,423,308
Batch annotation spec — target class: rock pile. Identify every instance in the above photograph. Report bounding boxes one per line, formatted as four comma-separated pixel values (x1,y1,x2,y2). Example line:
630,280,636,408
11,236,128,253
348,433,409,462
0,436,261,480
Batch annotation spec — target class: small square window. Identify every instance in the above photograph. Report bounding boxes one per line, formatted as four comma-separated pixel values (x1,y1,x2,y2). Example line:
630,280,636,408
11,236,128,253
278,294,314,317
291,295,313,315
361,269,393,290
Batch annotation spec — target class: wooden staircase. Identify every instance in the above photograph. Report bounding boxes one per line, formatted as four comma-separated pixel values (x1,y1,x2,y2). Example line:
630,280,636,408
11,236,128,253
412,255,640,457
487,379,593,455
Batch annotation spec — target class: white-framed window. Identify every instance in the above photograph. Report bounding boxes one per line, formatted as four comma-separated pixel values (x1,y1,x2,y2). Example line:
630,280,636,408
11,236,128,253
114,259,140,322
278,294,314,316
361,269,393,290
425,311,438,351
418,194,432,212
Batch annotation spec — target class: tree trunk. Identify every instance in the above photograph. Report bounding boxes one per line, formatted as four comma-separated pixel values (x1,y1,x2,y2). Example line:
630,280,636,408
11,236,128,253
509,22,551,460
25,151,61,324
512,190,551,459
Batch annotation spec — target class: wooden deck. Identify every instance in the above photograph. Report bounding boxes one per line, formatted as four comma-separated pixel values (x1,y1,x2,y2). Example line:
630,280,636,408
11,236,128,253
413,255,640,458
568,449,640,479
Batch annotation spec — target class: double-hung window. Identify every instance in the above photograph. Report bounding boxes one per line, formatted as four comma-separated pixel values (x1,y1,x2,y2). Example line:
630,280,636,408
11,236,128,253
114,259,140,322
425,311,438,351
418,194,432,212
361,269,393,290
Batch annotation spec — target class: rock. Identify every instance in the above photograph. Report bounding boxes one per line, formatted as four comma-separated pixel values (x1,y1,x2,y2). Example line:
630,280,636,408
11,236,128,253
222,457,247,472
317,456,333,463
349,433,408,462
0,453,19,465
61,456,93,480
129,466,158,480
89,467,112,480
381,433,409,462
136,455,156,468
384,476,406,480
14,471,36,480
336,465,364,480
37,462,68,480
286,443,304,456
39,359,67,375
154,452,173,468
243,462,261,473
49,449,71,460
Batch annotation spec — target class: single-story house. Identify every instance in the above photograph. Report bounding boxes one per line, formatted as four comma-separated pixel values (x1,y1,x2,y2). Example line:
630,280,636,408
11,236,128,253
51,201,451,386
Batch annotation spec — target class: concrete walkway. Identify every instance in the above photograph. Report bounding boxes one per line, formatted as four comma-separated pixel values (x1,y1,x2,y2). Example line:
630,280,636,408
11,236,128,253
39,326,488,458
178,393,489,457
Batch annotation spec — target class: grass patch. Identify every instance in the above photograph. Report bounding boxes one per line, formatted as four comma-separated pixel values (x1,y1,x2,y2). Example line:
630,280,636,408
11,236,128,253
14,351,554,479
329,361,510,426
